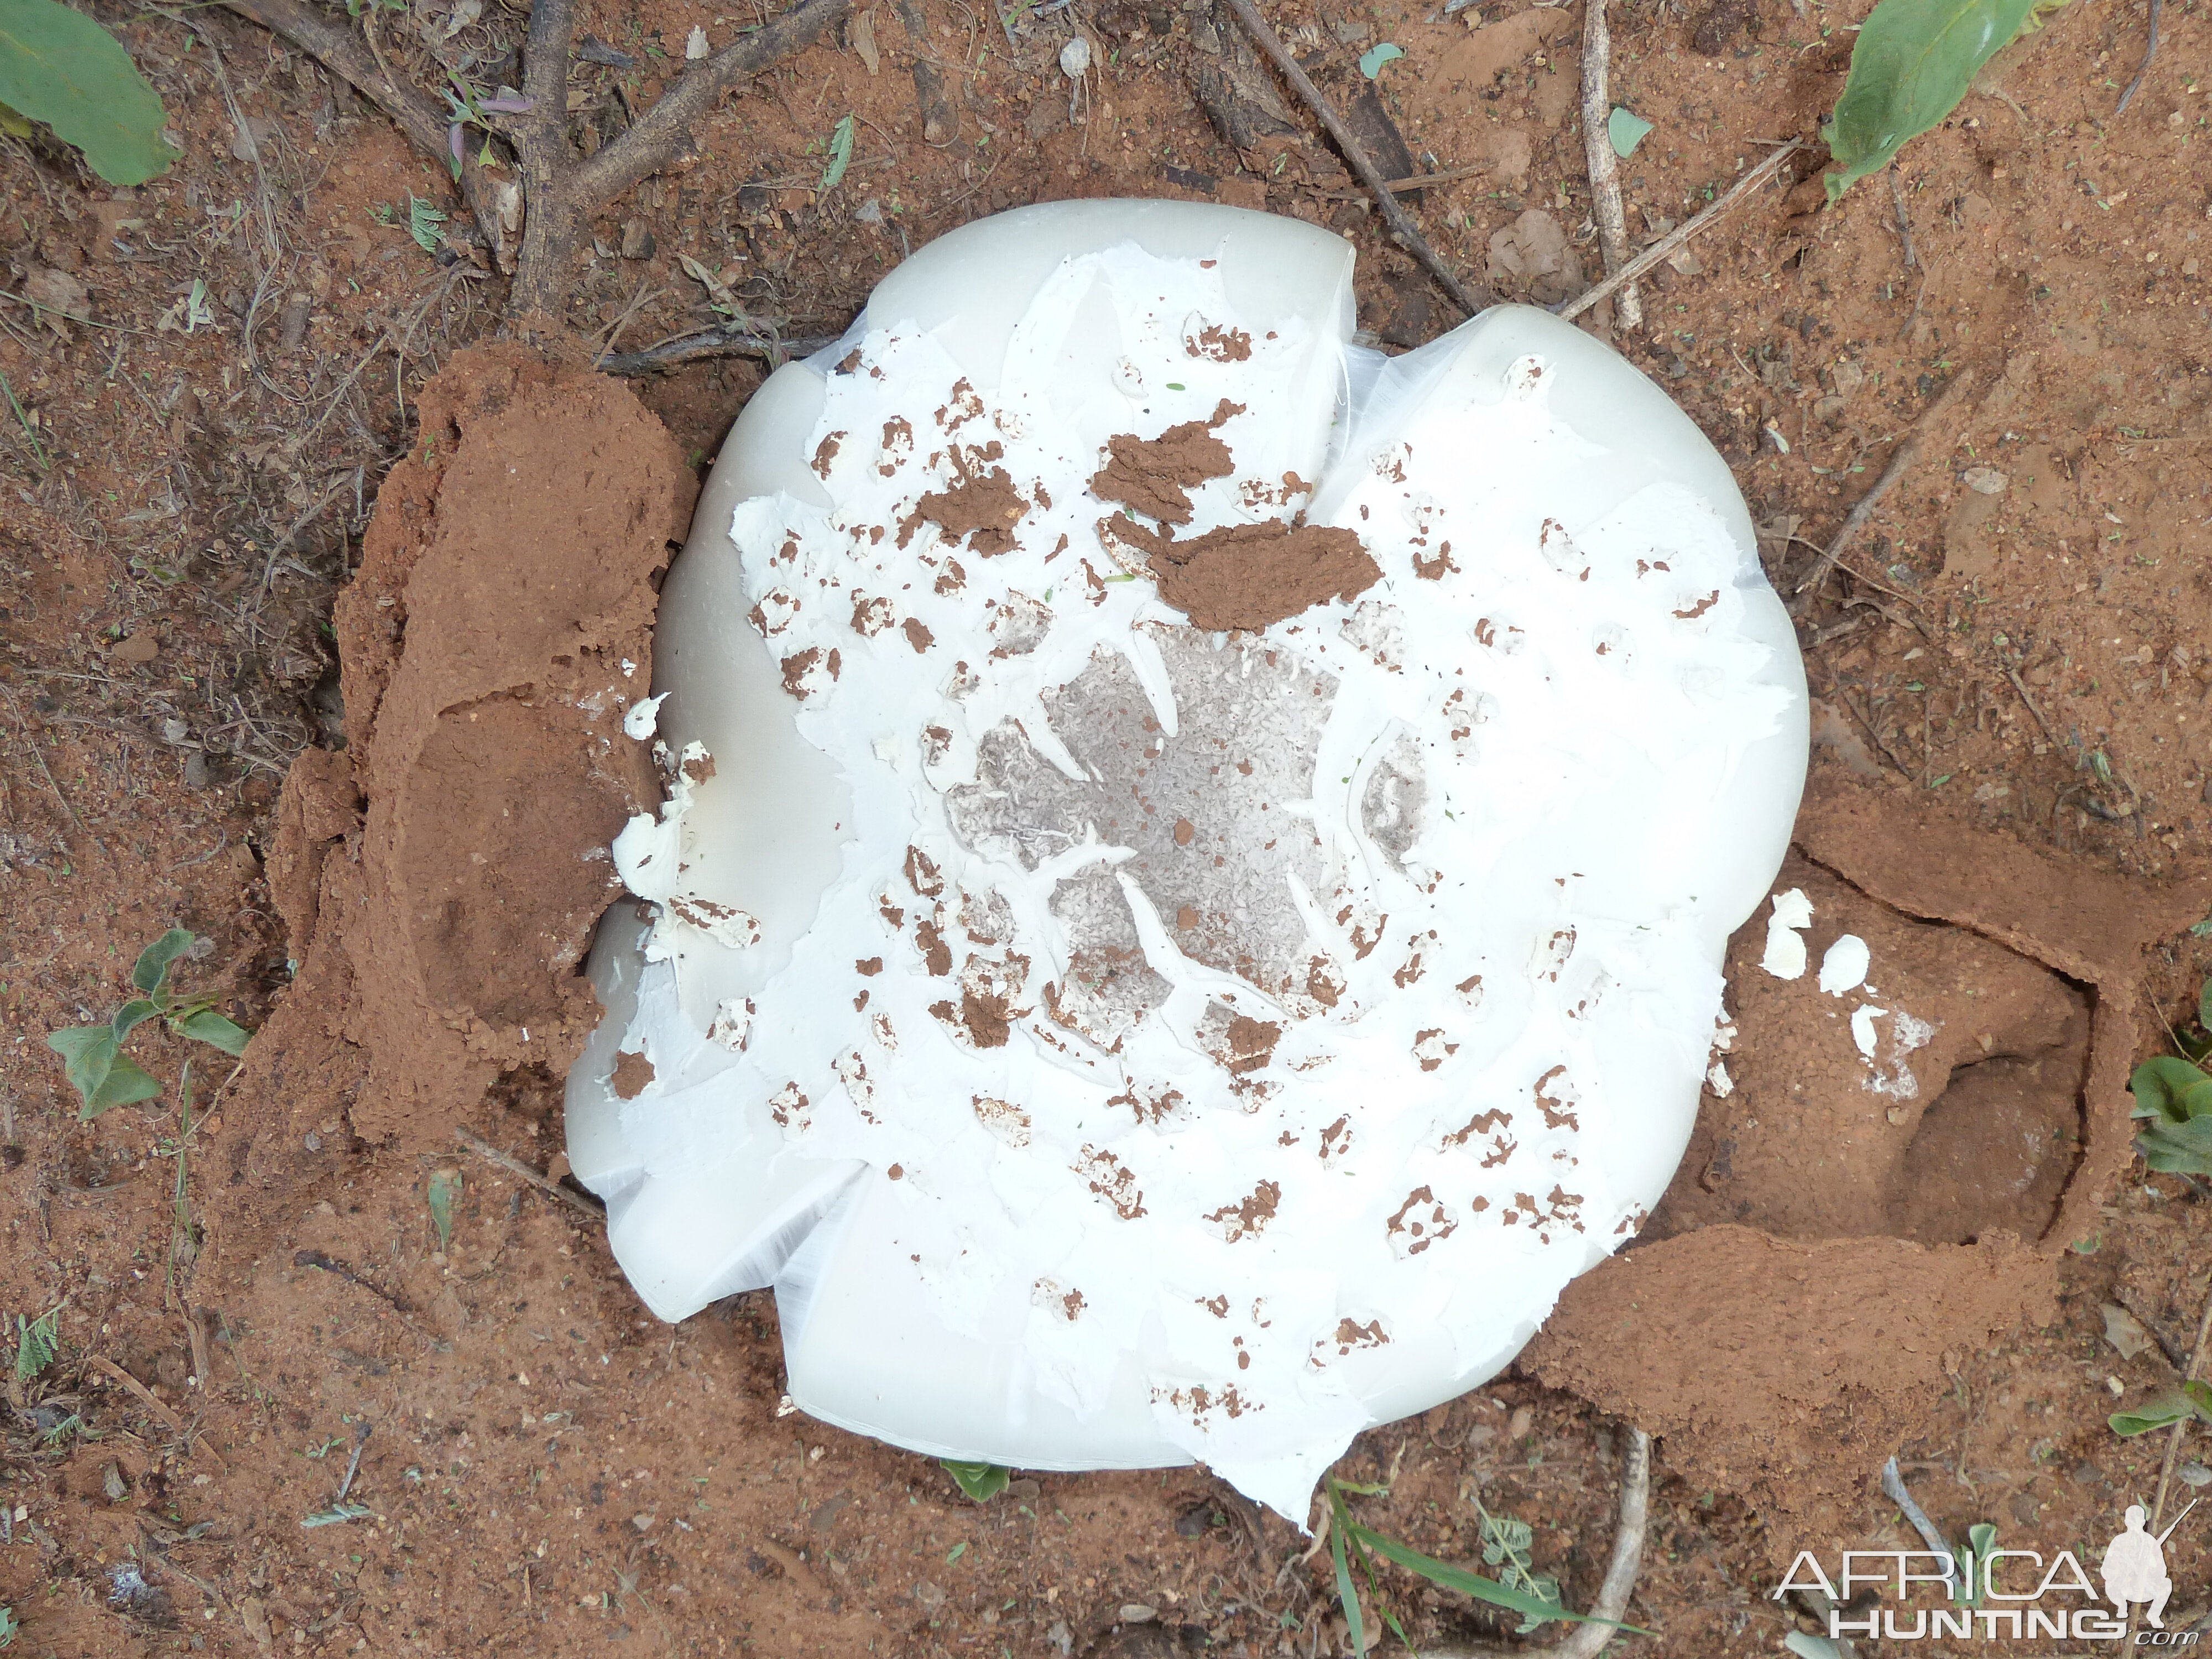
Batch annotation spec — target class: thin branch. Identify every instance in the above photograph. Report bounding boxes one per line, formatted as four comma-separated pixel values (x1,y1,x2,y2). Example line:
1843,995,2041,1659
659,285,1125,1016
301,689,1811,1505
1558,140,1800,322
217,0,512,268
2115,0,2163,115
1881,1458,1957,1593
1219,0,1490,319
1423,1425,1651,1659
1578,0,1639,327
1886,166,1918,270
572,0,857,206
455,1128,604,1219
598,325,842,377
2151,1271,2212,1536
1794,368,1974,595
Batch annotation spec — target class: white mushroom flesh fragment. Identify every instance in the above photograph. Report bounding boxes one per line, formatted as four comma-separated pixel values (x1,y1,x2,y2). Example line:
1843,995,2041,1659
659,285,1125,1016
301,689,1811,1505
565,201,1808,1520
1759,886,1813,980
1818,933,1871,997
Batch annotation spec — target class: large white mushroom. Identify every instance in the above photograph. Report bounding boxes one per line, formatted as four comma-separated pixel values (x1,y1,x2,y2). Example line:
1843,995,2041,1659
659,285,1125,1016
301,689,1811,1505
566,200,1807,1518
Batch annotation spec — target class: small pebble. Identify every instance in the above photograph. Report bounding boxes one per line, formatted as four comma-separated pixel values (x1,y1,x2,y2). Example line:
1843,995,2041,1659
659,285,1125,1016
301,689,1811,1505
1059,35,1091,76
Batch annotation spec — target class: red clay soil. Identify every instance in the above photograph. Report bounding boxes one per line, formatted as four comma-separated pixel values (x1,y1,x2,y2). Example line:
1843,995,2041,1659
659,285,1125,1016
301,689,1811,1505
210,345,690,1272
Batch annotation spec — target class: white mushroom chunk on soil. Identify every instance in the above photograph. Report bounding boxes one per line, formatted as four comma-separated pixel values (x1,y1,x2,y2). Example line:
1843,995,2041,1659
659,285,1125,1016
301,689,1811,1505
564,200,1809,1520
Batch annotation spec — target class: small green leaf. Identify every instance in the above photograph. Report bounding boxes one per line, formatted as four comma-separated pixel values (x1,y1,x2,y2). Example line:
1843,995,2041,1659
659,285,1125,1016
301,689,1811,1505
1822,0,2043,203
1328,1488,1366,1658
2198,975,2212,1034
1607,106,1653,158
47,1025,158,1116
2131,1056,2212,1123
1357,41,1404,77
427,1168,461,1251
0,0,174,185
1345,1521,1647,1630
2112,1396,2197,1436
174,1008,252,1057
2184,1378,2212,1420
2137,1114,2212,1175
0,99,31,139
112,997,161,1044
821,113,855,190
408,195,446,254
132,928,197,994
940,1460,1009,1501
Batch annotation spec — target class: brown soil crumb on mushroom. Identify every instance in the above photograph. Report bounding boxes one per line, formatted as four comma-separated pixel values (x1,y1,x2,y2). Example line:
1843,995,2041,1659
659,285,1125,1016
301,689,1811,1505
902,617,934,653
1206,1180,1282,1241
811,431,844,478
1413,541,1460,581
929,986,1015,1048
1074,1145,1147,1219
1328,1317,1389,1354
898,466,1028,555
611,1051,655,1099
1225,1015,1282,1074
1187,324,1254,362
1110,513,1381,632
1088,399,1244,525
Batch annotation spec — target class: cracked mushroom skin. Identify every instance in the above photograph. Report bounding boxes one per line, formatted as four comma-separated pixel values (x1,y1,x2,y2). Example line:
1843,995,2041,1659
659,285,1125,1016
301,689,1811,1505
565,200,1807,1518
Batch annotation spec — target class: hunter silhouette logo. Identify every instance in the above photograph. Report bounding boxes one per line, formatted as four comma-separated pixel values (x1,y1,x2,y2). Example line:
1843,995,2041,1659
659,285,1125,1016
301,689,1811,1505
2103,1500,2195,1629
1773,1498,2205,1642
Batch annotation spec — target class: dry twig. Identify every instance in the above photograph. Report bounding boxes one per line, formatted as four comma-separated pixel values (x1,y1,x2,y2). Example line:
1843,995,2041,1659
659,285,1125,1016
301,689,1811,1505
2115,0,2164,115
1578,0,1639,327
1795,369,1975,596
220,0,854,320
1219,0,1490,319
455,1128,604,1219
599,326,842,377
1425,1425,1651,1659
1558,141,1801,322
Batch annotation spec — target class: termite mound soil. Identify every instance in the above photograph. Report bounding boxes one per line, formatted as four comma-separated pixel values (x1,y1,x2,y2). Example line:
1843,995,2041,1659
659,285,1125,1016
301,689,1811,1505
1528,774,2212,1540
205,345,691,1281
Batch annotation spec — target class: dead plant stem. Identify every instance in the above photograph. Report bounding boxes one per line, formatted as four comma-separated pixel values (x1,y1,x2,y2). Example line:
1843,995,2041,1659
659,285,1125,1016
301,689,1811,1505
2115,0,2163,115
455,1128,604,1219
1559,141,1801,322
1423,1425,1650,1659
1796,369,1975,596
1220,0,1489,319
1579,0,1639,327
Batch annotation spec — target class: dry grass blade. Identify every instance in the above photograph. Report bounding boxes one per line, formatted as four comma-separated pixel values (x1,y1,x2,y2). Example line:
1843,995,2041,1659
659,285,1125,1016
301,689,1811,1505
455,1128,604,1219
1219,0,1490,319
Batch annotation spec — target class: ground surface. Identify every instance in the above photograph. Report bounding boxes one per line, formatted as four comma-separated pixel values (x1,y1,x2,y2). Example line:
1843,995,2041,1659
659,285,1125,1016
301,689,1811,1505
3,0,2212,1650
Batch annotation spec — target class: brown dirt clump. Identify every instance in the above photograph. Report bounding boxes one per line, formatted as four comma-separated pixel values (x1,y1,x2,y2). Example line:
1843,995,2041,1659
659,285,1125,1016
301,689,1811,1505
1112,513,1381,630
1525,1224,2052,1541
210,344,689,1271
899,465,1029,554
1088,398,1244,524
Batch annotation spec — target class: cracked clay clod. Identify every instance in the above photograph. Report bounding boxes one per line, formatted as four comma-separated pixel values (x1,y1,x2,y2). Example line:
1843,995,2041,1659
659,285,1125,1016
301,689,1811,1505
564,200,1809,1519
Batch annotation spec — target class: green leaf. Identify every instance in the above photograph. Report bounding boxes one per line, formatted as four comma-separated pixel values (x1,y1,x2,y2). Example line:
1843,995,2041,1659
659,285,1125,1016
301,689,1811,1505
1344,1521,1648,1631
427,1168,461,1251
13,1308,59,1383
2137,1115,2212,1175
174,1008,252,1057
1820,0,2039,204
940,1460,1009,1501
1607,106,1653,158
2131,1056,2212,1123
408,194,446,254
2198,975,2212,1034
111,997,161,1044
1328,1489,1366,1658
820,113,855,190
1357,41,1404,78
0,98,31,138
2111,1395,2197,1436
0,0,173,185
86,1052,161,1116
2184,1378,2212,1421
46,1025,158,1115
132,927,197,995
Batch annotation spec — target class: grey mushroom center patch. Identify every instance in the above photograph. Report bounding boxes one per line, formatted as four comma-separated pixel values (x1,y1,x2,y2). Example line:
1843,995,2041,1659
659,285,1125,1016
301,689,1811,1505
946,625,1337,1017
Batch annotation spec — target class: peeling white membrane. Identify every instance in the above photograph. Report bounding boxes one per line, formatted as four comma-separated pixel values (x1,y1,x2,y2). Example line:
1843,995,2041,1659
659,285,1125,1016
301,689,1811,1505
1818,933,1870,997
1759,888,1813,980
565,202,1808,1520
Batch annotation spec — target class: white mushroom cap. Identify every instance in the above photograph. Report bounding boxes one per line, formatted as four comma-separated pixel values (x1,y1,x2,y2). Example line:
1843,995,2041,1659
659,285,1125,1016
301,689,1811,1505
567,201,1807,1519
